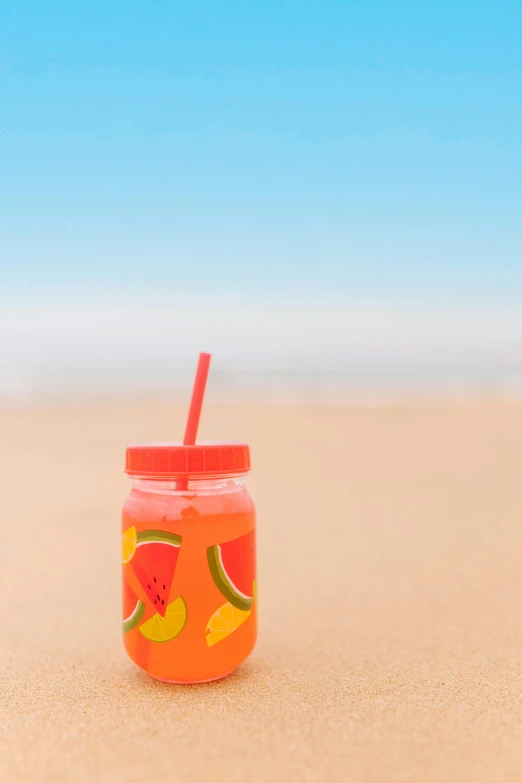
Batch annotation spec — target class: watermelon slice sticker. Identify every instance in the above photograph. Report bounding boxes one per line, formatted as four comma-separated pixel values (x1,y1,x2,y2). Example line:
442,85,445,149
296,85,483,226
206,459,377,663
207,530,255,612
122,580,145,634
130,529,182,617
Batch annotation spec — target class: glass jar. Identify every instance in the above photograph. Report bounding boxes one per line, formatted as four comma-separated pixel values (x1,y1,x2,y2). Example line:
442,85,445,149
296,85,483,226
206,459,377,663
121,443,256,684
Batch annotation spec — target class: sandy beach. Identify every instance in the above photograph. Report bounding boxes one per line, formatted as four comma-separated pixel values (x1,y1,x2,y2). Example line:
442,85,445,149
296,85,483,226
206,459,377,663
1,398,522,782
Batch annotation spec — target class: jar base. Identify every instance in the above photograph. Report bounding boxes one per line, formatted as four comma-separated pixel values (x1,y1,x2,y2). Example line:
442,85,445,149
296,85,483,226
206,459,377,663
148,669,235,685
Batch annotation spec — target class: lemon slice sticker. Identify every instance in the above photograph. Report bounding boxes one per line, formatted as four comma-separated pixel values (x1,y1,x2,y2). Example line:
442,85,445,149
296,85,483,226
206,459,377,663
206,602,251,647
139,596,188,642
121,526,137,564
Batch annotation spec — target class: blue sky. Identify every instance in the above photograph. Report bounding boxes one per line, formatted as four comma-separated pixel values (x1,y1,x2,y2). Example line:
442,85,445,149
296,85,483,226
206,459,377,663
1,0,521,298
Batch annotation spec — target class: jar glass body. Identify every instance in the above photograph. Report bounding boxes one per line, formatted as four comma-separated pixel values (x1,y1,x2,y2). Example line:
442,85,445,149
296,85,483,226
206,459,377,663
122,475,257,683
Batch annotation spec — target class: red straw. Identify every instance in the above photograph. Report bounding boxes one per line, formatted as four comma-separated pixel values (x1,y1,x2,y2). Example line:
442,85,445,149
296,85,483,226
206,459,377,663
183,352,211,445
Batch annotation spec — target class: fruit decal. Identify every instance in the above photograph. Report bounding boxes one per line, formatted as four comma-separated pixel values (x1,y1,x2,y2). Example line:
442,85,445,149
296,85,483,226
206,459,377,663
122,526,182,616
139,596,188,642
121,525,138,564
122,525,186,642
206,601,251,647
122,580,145,634
207,529,255,612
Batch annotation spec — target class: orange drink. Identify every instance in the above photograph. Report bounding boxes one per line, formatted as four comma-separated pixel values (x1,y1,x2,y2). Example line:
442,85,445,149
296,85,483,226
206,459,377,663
122,443,256,683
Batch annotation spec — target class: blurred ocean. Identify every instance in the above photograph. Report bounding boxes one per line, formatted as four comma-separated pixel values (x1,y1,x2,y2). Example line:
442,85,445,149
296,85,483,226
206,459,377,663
1,288,521,403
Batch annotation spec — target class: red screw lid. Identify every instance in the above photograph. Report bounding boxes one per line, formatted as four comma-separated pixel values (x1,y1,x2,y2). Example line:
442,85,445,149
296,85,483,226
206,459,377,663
125,442,251,478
